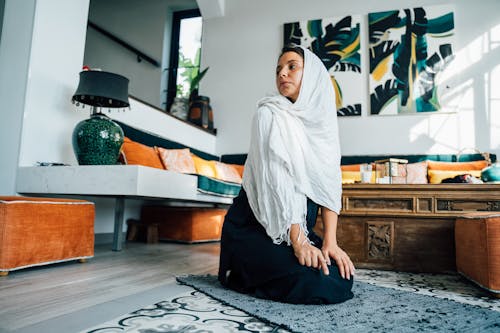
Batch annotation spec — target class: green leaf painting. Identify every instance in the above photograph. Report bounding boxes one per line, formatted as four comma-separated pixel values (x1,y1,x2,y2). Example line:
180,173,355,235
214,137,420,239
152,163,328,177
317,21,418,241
284,15,362,117
369,5,455,115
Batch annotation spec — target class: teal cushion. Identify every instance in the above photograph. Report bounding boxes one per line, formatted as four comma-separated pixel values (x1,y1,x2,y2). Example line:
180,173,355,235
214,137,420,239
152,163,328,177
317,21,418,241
196,175,241,197
481,164,500,183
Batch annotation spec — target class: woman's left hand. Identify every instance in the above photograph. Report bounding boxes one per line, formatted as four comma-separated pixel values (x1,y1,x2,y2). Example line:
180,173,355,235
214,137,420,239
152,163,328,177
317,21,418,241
322,243,355,280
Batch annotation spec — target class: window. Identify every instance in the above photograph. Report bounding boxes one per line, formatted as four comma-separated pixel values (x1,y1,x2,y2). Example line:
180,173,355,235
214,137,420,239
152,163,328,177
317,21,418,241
166,9,202,111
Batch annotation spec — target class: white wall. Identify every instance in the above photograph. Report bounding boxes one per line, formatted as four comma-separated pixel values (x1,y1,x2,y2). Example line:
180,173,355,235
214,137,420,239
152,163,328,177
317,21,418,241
0,0,37,195
18,0,90,168
201,0,500,159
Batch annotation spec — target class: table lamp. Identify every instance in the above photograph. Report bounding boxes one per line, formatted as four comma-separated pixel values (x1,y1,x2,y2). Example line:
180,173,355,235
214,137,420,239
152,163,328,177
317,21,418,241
71,70,129,165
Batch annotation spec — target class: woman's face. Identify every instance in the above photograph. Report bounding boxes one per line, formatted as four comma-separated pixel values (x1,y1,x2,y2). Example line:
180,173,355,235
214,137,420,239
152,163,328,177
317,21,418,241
276,51,304,103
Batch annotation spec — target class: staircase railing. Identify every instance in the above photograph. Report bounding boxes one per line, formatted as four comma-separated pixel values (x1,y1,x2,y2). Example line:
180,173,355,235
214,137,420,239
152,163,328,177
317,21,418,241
88,21,160,68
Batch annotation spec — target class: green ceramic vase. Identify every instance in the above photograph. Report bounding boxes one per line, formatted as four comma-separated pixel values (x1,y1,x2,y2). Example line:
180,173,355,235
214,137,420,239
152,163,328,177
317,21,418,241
72,113,124,165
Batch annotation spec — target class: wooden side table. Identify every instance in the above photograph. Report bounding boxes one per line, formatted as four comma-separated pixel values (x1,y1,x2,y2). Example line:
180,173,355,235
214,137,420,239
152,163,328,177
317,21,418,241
315,184,500,273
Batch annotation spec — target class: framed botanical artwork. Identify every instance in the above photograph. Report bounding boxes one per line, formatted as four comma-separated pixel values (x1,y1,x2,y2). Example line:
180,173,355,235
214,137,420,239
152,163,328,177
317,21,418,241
284,15,362,116
368,5,455,115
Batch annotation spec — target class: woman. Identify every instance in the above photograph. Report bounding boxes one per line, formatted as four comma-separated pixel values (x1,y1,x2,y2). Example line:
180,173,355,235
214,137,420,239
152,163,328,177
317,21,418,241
218,44,354,304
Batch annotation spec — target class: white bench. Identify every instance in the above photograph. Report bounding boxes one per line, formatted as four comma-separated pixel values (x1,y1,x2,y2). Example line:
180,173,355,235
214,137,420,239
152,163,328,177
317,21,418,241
16,165,233,251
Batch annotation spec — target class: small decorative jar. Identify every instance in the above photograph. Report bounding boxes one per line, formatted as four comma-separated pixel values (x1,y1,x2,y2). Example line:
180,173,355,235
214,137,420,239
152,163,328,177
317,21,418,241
188,95,214,130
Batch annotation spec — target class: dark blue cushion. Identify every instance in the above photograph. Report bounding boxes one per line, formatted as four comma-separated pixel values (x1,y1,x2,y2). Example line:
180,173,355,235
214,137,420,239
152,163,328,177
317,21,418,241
116,120,219,161
220,153,497,166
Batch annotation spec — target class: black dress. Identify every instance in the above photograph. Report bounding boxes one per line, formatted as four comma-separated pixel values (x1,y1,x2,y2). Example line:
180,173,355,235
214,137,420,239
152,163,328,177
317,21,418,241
218,189,354,304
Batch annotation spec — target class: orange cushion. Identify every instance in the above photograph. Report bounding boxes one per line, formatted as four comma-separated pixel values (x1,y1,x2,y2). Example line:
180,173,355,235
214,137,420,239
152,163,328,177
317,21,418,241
427,160,488,171
229,164,245,178
214,162,243,184
121,137,164,169
341,164,366,172
191,154,217,178
157,147,196,174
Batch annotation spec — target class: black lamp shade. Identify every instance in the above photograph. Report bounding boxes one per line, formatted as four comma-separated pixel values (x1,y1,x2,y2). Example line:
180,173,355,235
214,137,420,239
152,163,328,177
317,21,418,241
72,71,130,108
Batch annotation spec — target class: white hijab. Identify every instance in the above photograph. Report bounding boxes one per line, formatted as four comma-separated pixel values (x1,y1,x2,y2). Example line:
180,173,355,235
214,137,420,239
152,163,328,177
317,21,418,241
242,46,342,245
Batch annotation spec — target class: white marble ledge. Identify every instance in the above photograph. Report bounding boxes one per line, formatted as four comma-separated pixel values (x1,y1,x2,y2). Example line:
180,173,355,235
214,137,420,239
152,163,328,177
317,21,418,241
16,165,232,205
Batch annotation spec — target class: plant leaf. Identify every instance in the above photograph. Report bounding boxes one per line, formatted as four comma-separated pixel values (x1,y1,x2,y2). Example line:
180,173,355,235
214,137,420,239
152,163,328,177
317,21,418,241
190,67,209,93
392,9,413,106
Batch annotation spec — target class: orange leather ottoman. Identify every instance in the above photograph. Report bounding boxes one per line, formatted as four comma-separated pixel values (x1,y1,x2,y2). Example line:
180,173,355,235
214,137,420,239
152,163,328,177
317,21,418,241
455,213,500,297
0,196,95,275
141,206,227,243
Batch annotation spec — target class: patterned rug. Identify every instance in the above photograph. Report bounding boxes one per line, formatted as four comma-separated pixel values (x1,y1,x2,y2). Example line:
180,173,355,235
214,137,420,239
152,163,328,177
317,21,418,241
81,270,500,333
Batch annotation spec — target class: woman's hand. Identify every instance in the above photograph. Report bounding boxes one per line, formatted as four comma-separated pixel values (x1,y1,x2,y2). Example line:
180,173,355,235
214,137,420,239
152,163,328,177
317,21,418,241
320,207,355,280
290,224,329,275
322,243,355,280
292,240,330,276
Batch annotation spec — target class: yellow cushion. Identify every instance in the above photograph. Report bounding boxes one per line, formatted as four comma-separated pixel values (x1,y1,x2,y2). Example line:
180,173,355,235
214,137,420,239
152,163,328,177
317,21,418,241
427,160,488,171
191,154,217,178
428,170,482,184
214,162,242,184
341,171,376,184
121,137,164,169
156,147,196,174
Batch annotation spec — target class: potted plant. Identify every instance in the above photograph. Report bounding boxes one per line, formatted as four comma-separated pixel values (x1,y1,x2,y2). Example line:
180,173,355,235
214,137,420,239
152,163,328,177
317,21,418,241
169,67,208,121
170,48,208,121
187,67,214,130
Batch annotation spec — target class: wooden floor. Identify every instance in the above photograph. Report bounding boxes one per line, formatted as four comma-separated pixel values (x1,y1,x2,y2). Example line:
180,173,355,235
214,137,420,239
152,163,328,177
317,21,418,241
0,241,220,333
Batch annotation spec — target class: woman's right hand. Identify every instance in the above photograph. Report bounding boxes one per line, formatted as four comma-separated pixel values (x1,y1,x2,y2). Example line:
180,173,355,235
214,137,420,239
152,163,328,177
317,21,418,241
291,233,330,276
